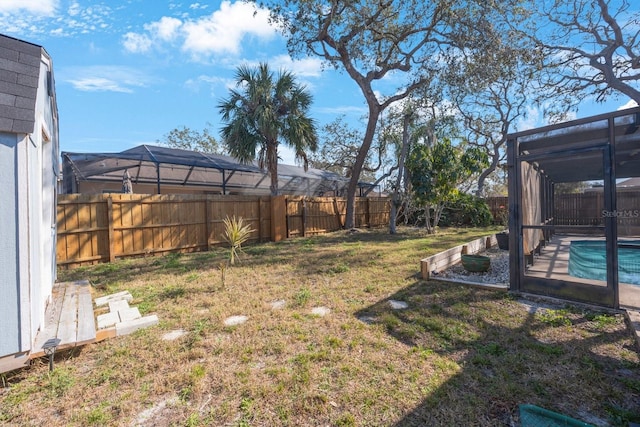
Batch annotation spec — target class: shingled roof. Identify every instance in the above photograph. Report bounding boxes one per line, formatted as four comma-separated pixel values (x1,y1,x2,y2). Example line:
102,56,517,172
0,34,47,134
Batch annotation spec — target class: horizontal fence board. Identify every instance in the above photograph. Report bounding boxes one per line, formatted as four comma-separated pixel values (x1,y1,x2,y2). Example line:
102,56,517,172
57,194,389,268
486,191,639,234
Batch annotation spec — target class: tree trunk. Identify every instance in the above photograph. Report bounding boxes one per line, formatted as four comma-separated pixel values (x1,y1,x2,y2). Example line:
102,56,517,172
424,204,434,234
433,203,445,233
476,142,502,197
345,106,380,229
390,113,412,234
390,203,398,234
268,141,279,196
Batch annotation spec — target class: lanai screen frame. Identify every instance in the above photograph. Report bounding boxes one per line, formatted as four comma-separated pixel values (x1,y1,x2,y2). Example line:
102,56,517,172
62,144,377,197
506,107,640,309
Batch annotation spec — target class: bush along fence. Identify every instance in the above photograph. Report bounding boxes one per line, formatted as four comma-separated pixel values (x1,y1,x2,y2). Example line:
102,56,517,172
56,194,390,268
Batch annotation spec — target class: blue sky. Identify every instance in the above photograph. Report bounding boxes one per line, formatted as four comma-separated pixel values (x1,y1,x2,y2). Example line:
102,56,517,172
1,0,638,165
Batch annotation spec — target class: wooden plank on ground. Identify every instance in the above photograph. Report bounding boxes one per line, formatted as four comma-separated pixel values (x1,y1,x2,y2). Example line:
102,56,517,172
32,283,66,353
0,353,29,374
56,282,79,347
76,282,96,345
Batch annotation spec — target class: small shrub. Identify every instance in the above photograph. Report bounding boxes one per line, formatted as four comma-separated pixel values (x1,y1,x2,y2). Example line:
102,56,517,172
294,287,311,307
48,368,75,398
439,193,493,227
536,309,572,327
222,216,255,265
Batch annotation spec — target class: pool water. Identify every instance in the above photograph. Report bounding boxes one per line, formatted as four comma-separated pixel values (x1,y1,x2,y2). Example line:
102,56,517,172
568,240,640,285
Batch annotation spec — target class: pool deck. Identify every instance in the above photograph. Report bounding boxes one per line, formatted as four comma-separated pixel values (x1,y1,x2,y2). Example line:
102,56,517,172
525,234,640,310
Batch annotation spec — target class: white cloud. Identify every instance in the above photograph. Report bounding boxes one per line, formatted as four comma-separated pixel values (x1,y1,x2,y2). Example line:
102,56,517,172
123,1,277,59
63,66,156,93
189,3,208,10
617,99,639,110
67,1,80,16
270,55,322,77
182,1,276,56
316,105,368,116
0,0,57,15
184,74,232,95
123,32,153,53
516,106,541,132
145,16,182,41
69,77,134,93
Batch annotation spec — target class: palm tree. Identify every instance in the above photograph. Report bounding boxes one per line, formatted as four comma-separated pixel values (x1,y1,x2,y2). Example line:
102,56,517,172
218,63,318,196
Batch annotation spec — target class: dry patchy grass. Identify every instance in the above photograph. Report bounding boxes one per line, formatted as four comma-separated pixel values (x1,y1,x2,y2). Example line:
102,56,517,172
1,226,639,426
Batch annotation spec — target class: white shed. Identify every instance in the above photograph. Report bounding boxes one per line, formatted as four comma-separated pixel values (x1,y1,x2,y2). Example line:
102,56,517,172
0,34,59,371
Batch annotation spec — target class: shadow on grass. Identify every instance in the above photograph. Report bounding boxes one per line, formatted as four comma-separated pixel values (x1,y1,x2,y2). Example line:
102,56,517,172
355,280,640,426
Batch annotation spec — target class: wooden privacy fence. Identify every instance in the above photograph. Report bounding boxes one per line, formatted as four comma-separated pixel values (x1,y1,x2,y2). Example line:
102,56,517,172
485,196,508,224
57,194,390,268
284,197,390,238
486,191,639,233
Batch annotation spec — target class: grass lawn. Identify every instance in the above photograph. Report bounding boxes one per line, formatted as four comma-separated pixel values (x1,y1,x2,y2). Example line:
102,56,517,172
1,226,639,426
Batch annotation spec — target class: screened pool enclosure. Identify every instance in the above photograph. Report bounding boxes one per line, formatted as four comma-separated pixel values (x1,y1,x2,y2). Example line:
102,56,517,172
62,145,376,197
507,107,640,310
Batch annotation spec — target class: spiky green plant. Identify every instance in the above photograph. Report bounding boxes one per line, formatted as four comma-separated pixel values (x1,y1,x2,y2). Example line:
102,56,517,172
222,216,255,265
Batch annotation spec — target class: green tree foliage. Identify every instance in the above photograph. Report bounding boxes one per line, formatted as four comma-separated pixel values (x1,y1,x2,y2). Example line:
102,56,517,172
158,125,221,154
406,139,488,234
262,0,460,228
439,193,493,227
218,63,318,196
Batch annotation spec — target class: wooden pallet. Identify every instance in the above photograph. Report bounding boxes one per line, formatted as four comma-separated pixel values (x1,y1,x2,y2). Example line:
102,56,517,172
30,280,96,359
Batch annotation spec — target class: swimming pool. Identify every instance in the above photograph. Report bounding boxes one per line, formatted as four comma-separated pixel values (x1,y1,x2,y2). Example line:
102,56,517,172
568,240,640,285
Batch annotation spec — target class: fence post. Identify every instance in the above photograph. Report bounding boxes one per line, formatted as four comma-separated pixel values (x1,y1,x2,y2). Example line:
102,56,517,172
302,198,307,237
107,195,115,263
366,198,371,227
333,197,343,229
271,195,287,242
204,196,211,250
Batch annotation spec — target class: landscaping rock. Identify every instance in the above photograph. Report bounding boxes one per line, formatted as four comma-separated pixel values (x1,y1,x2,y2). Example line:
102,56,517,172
224,315,248,326
271,300,286,310
311,306,331,317
162,329,187,341
438,247,509,285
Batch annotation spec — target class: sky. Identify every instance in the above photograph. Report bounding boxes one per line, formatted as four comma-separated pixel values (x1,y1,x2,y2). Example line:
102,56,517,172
1,0,638,165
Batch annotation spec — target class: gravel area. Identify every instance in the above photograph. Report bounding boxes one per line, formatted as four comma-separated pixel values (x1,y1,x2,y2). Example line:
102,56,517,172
436,247,510,285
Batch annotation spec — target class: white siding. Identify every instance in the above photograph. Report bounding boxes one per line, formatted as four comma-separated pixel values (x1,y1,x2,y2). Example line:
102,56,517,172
0,132,21,356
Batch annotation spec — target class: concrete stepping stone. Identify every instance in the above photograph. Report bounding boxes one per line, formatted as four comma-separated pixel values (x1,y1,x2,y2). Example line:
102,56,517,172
95,290,157,337
109,299,130,312
116,315,159,336
95,291,133,307
358,316,376,324
389,300,408,310
224,315,248,326
271,300,286,310
311,306,330,317
97,311,120,329
162,329,187,341
118,307,141,322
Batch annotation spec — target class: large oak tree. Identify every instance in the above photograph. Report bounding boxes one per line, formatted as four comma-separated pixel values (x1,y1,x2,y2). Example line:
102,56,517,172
261,0,461,228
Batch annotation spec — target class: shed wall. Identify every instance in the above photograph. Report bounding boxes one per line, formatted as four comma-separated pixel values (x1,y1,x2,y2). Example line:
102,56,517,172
0,132,21,356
